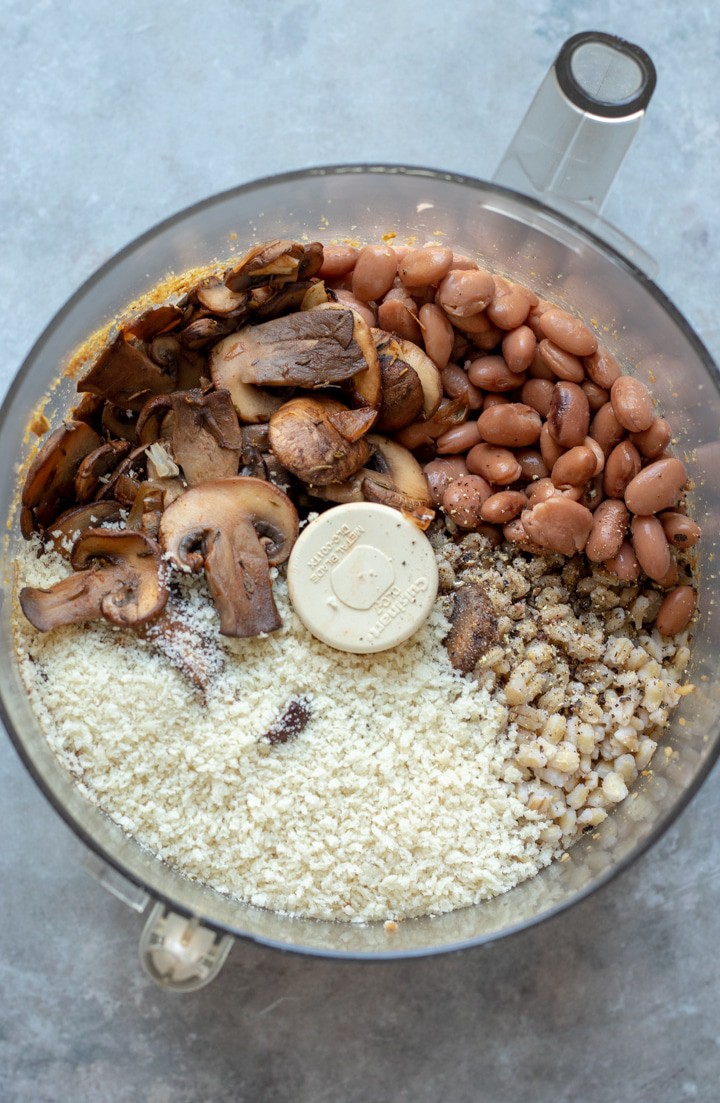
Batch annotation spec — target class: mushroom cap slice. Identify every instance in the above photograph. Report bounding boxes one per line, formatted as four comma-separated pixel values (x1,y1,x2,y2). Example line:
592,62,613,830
45,500,125,557
196,278,249,316
361,434,435,529
210,334,285,424
22,420,103,529
224,240,305,292
166,389,242,487
213,309,371,388
159,477,299,638
19,530,168,632
311,302,382,408
74,440,131,502
372,329,442,419
78,333,177,411
375,352,424,431
269,396,372,486
444,580,499,673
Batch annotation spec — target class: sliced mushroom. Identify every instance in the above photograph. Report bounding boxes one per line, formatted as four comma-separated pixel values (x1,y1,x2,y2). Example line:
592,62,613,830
159,477,299,638
168,389,242,486
394,396,469,452
78,333,177,411
124,305,184,342
136,394,174,445
269,396,372,486
224,240,305,292
96,445,148,505
74,440,132,502
372,330,442,419
210,335,286,424
45,500,125,557
254,281,316,323
102,404,139,444
361,434,435,528
148,334,206,392
19,530,168,632
375,352,424,431
212,309,373,388
125,483,165,537
22,420,103,530
311,302,382,408
72,392,105,428
444,580,499,673
196,278,249,316
298,242,324,280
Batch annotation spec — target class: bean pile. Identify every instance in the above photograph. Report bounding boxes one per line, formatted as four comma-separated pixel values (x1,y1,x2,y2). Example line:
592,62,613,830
321,242,699,638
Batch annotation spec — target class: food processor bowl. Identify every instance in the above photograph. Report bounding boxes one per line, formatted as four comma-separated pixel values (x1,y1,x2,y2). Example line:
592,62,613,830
2,33,718,987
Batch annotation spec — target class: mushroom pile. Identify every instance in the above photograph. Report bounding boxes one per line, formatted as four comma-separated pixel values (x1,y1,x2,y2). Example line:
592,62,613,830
18,239,445,644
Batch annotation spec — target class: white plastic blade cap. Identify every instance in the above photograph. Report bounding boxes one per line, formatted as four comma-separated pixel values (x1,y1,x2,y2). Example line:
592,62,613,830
287,503,439,654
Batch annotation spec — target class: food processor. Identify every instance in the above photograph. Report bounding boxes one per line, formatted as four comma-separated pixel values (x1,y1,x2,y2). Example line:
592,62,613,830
1,32,717,990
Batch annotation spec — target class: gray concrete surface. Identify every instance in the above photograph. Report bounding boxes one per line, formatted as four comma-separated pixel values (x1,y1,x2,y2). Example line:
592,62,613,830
1,2,719,1101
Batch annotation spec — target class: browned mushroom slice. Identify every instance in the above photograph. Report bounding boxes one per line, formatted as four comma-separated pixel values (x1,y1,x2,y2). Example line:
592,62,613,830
298,242,324,280
74,440,132,502
253,281,316,323
148,334,206,392
310,302,382,408
196,278,249,316
179,316,239,349
124,305,184,342
136,394,174,445
372,330,442,419
224,239,305,292
78,332,177,411
375,352,424,431
394,396,469,451
159,477,299,638
22,420,104,530
168,389,242,487
444,580,499,673
19,530,168,632
102,404,139,444
210,336,286,425
361,435,435,529
72,392,105,428
269,396,372,486
213,309,372,389
125,483,165,536
325,405,378,441
96,445,148,505
306,471,366,505
45,500,125,556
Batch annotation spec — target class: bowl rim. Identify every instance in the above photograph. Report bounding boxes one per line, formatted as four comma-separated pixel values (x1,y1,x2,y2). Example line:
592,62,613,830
2,161,719,959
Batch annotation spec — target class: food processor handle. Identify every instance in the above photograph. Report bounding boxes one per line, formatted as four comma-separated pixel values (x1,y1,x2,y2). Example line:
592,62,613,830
493,31,659,275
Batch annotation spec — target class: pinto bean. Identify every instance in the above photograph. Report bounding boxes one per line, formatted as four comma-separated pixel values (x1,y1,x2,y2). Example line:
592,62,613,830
629,417,672,459
526,478,560,506
441,363,483,409
450,253,479,270
610,375,654,433
333,290,376,328
502,326,537,374
483,393,511,410
657,558,679,590
377,295,422,344
591,402,626,455
475,403,542,447
583,347,620,389
486,277,534,330
579,473,605,512
525,299,555,339
467,355,523,392
547,382,590,448
603,441,641,498
582,379,609,413
420,303,455,370
436,269,495,318
436,420,482,454
522,497,594,556
538,340,586,383
521,378,555,418
466,443,522,485
516,449,549,482
584,436,605,475
585,499,629,562
503,517,545,553
605,540,641,582
528,351,556,381
540,422,565,470
551,446,597,488
351,245,398,302
318,245,358,280
481,490,527,524
399,246,453,287
443,474,492,529
656,586,697,636
538,307,598,356
631,515,672,582
659,511,701,549
423,456,469,506
624,456,687,515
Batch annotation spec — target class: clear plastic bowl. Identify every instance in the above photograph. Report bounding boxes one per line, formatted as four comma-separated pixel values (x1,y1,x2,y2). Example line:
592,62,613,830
1,165,718,959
